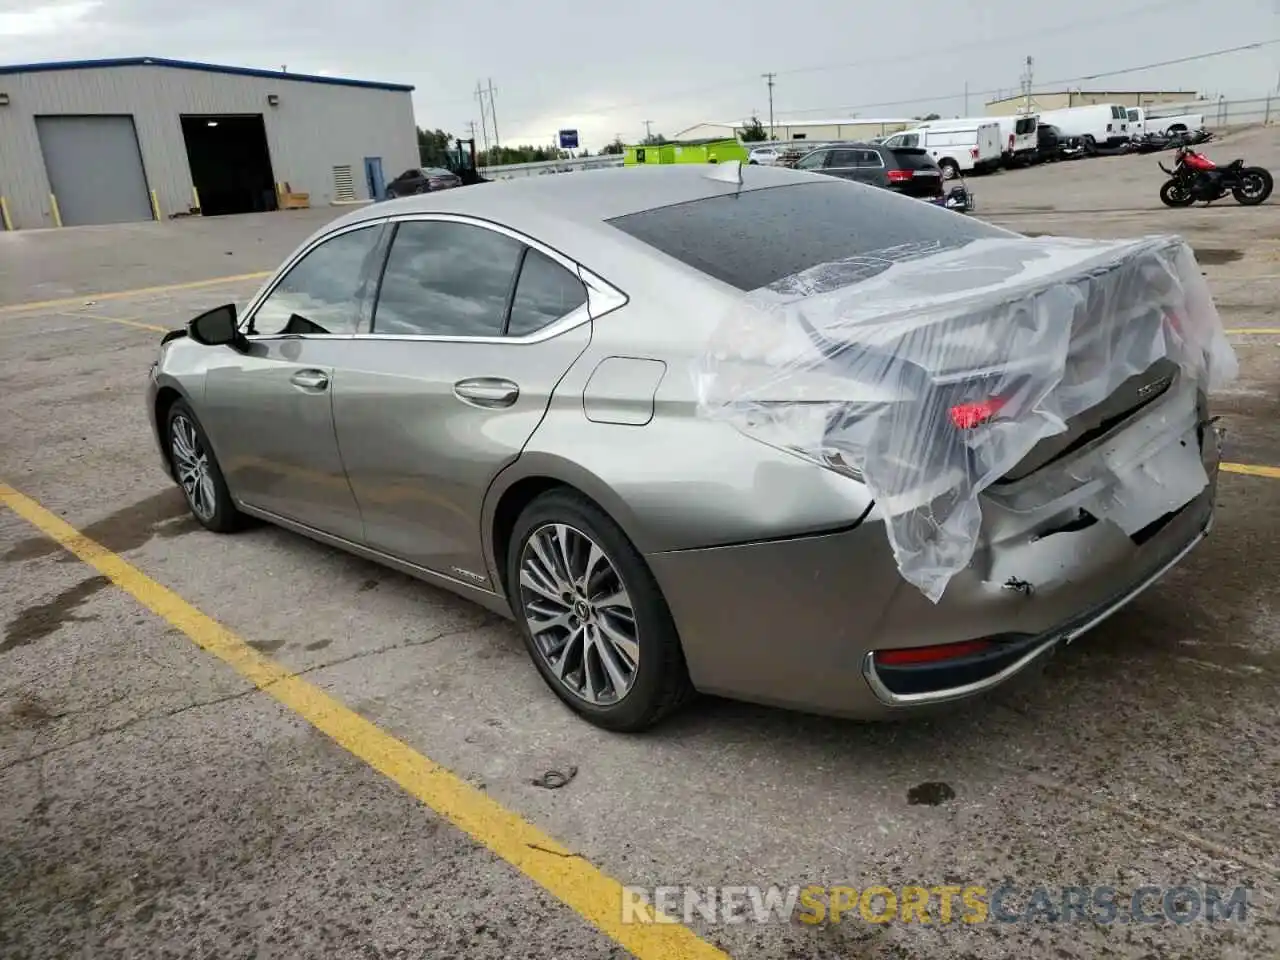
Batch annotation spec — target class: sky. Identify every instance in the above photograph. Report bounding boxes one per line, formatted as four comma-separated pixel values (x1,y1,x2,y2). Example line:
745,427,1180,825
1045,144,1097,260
2,0,1278,150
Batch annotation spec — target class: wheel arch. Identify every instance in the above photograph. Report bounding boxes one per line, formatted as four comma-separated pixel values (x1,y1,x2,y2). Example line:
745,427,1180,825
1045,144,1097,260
484,454,648,599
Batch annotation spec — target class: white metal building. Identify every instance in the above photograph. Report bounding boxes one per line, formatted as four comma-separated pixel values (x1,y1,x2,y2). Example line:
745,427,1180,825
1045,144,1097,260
0,57,419,230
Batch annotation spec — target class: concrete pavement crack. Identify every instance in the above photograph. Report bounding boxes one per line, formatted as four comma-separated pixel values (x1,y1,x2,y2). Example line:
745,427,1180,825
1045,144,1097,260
0,616,505,773
0,683,261,773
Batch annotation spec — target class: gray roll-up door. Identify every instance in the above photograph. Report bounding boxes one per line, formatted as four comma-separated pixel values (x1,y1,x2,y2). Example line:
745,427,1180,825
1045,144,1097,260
35,115,153,226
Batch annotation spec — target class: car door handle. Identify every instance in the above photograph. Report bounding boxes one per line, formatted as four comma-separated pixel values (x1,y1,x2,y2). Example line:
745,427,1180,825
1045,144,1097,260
454,377,519,409
290,369,329,391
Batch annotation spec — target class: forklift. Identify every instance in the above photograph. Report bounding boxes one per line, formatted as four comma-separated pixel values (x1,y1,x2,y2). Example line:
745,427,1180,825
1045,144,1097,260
445,138,489,185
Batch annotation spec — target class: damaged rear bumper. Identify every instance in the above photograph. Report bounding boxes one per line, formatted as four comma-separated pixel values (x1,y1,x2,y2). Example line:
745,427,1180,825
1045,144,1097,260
647,401,1221,719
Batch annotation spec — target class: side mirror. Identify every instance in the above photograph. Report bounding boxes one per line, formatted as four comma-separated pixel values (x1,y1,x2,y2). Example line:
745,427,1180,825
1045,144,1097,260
188,304,245,350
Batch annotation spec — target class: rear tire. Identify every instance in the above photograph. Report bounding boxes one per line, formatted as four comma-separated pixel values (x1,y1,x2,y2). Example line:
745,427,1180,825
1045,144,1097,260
165,400,244,533
939,160,959,180
1159,179,1196,208
1232,167,1273,206
505,490,695,732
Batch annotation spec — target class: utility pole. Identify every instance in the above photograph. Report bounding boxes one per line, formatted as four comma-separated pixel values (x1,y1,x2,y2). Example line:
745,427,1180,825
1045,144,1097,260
483,78,500,148
762,72,776,139
474,81,490,153
643,119,653,142
1022,56,1034,114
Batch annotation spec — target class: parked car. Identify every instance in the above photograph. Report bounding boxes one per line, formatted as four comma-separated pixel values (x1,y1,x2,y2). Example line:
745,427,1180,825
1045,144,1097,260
791,142,944,199
384,167,462,199
1034,103,1131,151
917,114,1038,167
748,146,782,166
148,165,1222,731
1035,123,1064,163
880,122,1002,179
1127,106,1206,139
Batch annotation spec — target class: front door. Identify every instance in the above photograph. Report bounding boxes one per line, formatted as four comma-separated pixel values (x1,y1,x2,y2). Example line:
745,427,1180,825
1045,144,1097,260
201,221,387,542
332,217,594,587
364,157,386,201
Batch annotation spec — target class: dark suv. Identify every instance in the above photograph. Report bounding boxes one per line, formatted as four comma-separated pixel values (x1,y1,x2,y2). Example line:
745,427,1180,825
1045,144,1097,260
791,142,943,199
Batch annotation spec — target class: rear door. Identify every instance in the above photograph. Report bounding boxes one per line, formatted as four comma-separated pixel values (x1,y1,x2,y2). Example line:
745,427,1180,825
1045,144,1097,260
331,216,598,587
823,148,862,181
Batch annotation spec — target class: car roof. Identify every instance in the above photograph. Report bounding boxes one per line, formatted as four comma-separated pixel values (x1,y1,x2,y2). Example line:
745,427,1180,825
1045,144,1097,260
328,163,822,232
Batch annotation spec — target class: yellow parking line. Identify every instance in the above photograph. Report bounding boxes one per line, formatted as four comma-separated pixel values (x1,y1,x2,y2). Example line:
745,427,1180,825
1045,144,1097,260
0,481,727,960
53,311,166,333
1222,462,1280,479
0,271,271,316
1224,328,1280,335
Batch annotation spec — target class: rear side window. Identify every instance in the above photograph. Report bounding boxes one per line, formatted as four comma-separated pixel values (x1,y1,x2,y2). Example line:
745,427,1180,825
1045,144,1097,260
827,149,860,167
888,149,935,170
506,249,588,337
373,221,523,337
607,181,1008,291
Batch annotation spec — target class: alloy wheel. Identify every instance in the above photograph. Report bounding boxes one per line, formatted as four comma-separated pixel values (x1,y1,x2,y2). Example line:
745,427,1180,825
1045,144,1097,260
170,414,217,522
518,523,640,705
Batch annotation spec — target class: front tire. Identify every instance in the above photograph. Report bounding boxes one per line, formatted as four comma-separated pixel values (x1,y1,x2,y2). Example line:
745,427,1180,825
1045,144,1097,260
506,490,694,732
939,160,959,180
1159,179,1195,207
166,400,244,533
1233,167,1273,206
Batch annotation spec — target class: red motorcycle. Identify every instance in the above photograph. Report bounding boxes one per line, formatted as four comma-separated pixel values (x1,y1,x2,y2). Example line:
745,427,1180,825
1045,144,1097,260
1158,146,1273,207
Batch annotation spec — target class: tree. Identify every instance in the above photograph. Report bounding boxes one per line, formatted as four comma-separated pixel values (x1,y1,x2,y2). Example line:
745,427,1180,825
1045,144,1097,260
601,138,626,155
740,116,769,142
914,113,941,122
641,132,669,146
416,128,454,167
476,143,569,166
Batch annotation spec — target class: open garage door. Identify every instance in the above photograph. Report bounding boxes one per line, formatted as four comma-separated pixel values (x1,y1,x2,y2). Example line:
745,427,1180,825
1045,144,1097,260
181,115,277,216
35,115,153,227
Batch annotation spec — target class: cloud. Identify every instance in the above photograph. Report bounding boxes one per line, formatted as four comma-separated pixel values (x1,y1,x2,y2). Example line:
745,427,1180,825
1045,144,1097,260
0,0,100,38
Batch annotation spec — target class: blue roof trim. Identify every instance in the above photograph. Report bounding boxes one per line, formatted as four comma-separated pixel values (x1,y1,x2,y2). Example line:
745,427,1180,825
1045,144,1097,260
0,56,415,92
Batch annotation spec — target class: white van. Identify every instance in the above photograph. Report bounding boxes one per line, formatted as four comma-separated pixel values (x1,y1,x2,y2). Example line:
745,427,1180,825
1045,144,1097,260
882,121,1002,179
1033,103,1130,150
917,115,1038,166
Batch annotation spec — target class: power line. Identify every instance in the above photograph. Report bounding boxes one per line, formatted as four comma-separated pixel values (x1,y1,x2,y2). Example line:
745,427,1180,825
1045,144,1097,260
773,39,1280,119
475,0,1211,127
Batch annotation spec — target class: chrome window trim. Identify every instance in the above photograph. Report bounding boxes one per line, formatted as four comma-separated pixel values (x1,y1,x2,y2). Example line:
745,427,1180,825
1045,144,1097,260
238,218,389,341
239,212,629,347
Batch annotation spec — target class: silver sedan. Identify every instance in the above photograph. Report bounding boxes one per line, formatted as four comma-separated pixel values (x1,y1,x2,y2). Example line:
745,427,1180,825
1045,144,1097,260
147,164,1221,730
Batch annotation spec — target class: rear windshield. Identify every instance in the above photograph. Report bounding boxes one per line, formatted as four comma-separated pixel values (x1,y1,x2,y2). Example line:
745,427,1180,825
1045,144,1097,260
1111,106,1127,120
606,181,1008,291
1014,117,1036,135
888,148,937,170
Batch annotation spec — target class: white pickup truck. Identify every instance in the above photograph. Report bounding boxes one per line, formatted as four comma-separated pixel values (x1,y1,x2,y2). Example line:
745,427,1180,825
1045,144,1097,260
1127,106,1205,138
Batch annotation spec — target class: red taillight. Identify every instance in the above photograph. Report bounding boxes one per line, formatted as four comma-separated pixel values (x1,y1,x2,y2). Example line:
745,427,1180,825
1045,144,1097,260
970,147,979,159
949,397,1004,429
877,639,993,666
1008,134,1015,149
886,169,913,182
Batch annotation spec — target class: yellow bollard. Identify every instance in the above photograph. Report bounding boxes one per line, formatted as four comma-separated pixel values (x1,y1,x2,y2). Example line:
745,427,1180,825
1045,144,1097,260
49,193,62,228
150,189,161,221
0,196,12,231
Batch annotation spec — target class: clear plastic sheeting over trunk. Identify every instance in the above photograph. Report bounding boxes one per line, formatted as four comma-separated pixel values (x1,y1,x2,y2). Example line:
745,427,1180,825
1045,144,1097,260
695,235,1237,602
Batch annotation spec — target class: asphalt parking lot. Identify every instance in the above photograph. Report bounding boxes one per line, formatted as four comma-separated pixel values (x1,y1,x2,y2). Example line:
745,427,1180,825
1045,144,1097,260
2,126,1278,960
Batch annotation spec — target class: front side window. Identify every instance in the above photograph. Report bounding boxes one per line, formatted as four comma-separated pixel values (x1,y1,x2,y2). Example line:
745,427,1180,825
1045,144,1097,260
250,224,383,336
795,151,827,170
507,249,588,337
373,221,523,337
